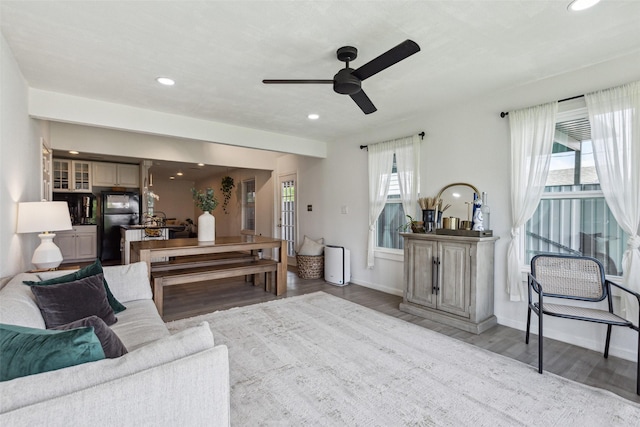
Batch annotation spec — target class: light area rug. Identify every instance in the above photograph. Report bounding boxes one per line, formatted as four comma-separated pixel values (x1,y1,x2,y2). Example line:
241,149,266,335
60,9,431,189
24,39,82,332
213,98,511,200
167,292,640,426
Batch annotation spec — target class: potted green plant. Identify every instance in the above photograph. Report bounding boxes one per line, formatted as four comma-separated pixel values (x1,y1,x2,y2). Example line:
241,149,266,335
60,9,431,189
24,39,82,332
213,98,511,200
220,176,235,214
191,187,219,241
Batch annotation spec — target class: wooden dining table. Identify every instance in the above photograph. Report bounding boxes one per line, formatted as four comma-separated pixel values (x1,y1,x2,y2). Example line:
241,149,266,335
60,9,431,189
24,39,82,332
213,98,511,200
129,235,288,295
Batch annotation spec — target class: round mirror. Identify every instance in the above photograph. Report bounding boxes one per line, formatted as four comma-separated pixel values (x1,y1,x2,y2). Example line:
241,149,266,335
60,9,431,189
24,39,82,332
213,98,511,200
435,183,480,222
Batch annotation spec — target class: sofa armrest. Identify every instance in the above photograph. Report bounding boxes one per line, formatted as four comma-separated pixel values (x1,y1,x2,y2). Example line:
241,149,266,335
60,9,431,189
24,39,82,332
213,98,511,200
0,322,230,426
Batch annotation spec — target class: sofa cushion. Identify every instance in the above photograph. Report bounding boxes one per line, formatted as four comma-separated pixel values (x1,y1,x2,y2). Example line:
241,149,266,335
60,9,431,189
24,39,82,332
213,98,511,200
110,299,170,351
0,273,46,329
32,259,126,313
298,235,325,256
28,273,117,328
101,262,153,303
0,323,105,381
54,315,128,358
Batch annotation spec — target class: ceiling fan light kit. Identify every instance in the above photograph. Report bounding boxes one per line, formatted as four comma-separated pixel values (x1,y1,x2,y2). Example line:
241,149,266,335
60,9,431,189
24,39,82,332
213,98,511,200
263,39,420,114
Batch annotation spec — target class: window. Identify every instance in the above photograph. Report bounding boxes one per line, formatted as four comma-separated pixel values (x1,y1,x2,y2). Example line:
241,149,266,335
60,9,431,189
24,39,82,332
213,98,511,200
525,112,627,276
241,178,256,234
376,155,405,250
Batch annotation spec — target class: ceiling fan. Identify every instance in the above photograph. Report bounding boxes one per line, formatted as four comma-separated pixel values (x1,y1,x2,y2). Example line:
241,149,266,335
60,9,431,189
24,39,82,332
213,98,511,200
262,39,420,115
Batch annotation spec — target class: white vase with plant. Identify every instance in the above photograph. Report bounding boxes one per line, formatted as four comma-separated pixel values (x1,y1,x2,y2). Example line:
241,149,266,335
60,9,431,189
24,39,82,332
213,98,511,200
191,187,219,242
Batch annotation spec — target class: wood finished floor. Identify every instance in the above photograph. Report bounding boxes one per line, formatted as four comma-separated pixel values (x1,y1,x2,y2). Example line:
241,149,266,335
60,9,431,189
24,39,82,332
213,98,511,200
162,268,640,403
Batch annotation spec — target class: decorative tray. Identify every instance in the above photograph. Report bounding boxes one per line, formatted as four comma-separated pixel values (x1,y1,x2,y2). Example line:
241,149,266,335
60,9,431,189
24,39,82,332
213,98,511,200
435,229,493,237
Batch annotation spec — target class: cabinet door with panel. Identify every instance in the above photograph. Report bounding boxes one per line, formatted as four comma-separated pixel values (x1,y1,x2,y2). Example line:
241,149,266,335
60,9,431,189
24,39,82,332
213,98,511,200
72,161,92,191
405,238,437,308
92,162,118,187
54,231,76,260
117,164,139,187
52,159,71,191
437,241,470,318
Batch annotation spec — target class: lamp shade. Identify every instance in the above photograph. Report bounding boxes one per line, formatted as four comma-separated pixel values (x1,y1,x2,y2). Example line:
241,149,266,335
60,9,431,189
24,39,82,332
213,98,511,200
17,201,72,234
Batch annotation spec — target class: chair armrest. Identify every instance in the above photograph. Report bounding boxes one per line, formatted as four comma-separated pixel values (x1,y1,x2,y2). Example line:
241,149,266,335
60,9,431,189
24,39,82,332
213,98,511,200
528,273,543,294
607,280,640,304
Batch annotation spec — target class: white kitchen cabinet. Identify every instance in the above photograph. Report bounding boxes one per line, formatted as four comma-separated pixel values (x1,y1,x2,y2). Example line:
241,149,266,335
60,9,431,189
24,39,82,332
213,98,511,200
54,225,97,262
53,159,92,192
92,162,140,188
399,233,499,334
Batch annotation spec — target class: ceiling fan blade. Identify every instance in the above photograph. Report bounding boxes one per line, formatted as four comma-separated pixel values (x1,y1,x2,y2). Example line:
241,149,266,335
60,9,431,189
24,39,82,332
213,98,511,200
352,39,420,81
350,89,377,114
263,79,333,84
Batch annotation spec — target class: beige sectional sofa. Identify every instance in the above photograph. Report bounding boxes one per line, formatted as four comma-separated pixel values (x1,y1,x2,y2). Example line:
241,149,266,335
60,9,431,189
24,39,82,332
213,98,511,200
0,262,230,426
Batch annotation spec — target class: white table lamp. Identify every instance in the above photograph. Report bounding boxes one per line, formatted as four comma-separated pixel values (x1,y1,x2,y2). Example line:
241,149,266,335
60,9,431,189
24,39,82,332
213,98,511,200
17,201,72,269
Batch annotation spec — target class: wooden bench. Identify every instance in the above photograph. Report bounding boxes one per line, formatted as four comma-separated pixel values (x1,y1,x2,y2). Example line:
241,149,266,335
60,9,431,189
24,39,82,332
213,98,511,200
150,251,256,272
151,259,278,317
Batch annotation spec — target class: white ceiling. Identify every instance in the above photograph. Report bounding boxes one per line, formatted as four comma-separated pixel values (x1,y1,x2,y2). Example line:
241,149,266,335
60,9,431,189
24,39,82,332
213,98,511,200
2,0,640,144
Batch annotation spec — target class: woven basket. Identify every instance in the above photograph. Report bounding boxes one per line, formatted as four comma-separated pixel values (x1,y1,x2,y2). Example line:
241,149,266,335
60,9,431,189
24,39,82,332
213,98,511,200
296,254,324,279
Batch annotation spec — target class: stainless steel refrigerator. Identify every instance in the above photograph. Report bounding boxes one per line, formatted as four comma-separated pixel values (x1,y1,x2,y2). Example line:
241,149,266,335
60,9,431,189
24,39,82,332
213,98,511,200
101,191,140,261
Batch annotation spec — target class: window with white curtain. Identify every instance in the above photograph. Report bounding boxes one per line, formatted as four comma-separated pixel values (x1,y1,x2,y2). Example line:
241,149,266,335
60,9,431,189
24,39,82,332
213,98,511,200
376,155,405,251
524,107,627,276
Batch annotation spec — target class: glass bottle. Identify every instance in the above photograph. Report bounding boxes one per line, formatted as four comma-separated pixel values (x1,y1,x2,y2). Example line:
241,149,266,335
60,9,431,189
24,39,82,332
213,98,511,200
481,191,491,231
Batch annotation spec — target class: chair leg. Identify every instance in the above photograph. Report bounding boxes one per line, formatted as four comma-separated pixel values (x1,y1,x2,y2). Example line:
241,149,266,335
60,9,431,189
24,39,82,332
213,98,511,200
604,324,612,359
538,313,543,374
636,331,640,395
526,307,532,344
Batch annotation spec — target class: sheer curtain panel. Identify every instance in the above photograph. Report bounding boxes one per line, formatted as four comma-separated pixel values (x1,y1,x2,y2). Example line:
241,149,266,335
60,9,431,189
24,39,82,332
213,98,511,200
394,135,421,226
367,136,420,268
367,142,394,268
586,81,640,323
507,102,558,301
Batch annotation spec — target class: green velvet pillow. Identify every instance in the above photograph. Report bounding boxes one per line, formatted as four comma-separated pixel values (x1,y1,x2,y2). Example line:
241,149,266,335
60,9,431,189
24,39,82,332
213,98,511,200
0,323,105,381
24,259,126,313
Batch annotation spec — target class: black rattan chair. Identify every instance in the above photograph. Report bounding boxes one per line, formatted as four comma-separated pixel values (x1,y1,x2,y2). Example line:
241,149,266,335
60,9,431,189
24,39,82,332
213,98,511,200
526,254,640,395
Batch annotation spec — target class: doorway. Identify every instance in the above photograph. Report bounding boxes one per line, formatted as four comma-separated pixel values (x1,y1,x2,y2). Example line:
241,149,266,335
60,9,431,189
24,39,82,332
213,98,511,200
278,173,297,266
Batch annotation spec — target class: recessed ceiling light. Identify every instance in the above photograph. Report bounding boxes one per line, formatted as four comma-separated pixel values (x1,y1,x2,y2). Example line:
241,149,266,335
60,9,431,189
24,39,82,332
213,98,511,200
567,0,600,11
176,171,184,176
68,150,79,155
197,163,205,167
308,113,320,120
156,77,175,86
169,176,175,180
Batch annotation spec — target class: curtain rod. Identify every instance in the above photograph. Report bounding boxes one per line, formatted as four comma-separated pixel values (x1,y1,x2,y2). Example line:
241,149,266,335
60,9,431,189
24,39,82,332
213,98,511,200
360,131,425,150
499,95,584,118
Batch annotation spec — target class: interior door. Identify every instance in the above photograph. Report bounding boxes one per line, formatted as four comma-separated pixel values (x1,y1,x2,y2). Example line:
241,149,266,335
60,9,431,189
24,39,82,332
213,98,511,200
278,173,297,266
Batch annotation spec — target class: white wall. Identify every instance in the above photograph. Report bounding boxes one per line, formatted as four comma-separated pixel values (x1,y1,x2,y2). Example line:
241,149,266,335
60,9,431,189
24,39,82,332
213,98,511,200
151,178,196,224
0,34,43,276
195,169,274,238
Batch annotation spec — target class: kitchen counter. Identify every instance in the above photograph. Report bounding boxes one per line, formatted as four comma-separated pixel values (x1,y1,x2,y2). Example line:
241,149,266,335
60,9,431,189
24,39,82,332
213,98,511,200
120,225,186,231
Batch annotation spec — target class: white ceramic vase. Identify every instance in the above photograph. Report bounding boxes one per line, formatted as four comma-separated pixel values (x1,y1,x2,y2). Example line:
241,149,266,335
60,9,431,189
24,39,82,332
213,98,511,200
198,211,215,242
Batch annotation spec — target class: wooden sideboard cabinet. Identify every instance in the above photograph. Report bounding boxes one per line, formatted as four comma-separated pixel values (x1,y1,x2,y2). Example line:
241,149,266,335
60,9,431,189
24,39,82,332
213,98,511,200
399,233,499,334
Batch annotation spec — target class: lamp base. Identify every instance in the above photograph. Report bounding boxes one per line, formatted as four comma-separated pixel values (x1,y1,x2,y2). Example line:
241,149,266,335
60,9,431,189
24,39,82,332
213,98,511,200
32,233,63,270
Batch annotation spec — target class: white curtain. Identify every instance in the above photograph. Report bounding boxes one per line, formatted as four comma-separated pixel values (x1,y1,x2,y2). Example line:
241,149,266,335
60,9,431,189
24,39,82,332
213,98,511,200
367,142,394,268
586,81,640,323
395,135,421,223
367,135,420,268
507,102,558,301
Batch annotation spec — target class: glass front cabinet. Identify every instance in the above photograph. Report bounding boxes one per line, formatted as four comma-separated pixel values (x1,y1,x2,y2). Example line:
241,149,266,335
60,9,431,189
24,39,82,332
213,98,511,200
53,159,92,192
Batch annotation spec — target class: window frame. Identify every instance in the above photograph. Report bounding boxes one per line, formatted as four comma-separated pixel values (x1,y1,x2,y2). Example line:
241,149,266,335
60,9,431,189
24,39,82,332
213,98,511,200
374,155,405,254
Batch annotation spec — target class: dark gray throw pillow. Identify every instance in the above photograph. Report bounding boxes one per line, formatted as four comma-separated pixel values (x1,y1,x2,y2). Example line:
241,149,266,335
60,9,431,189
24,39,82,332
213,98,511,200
29,273,117,328
54,315,128,358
